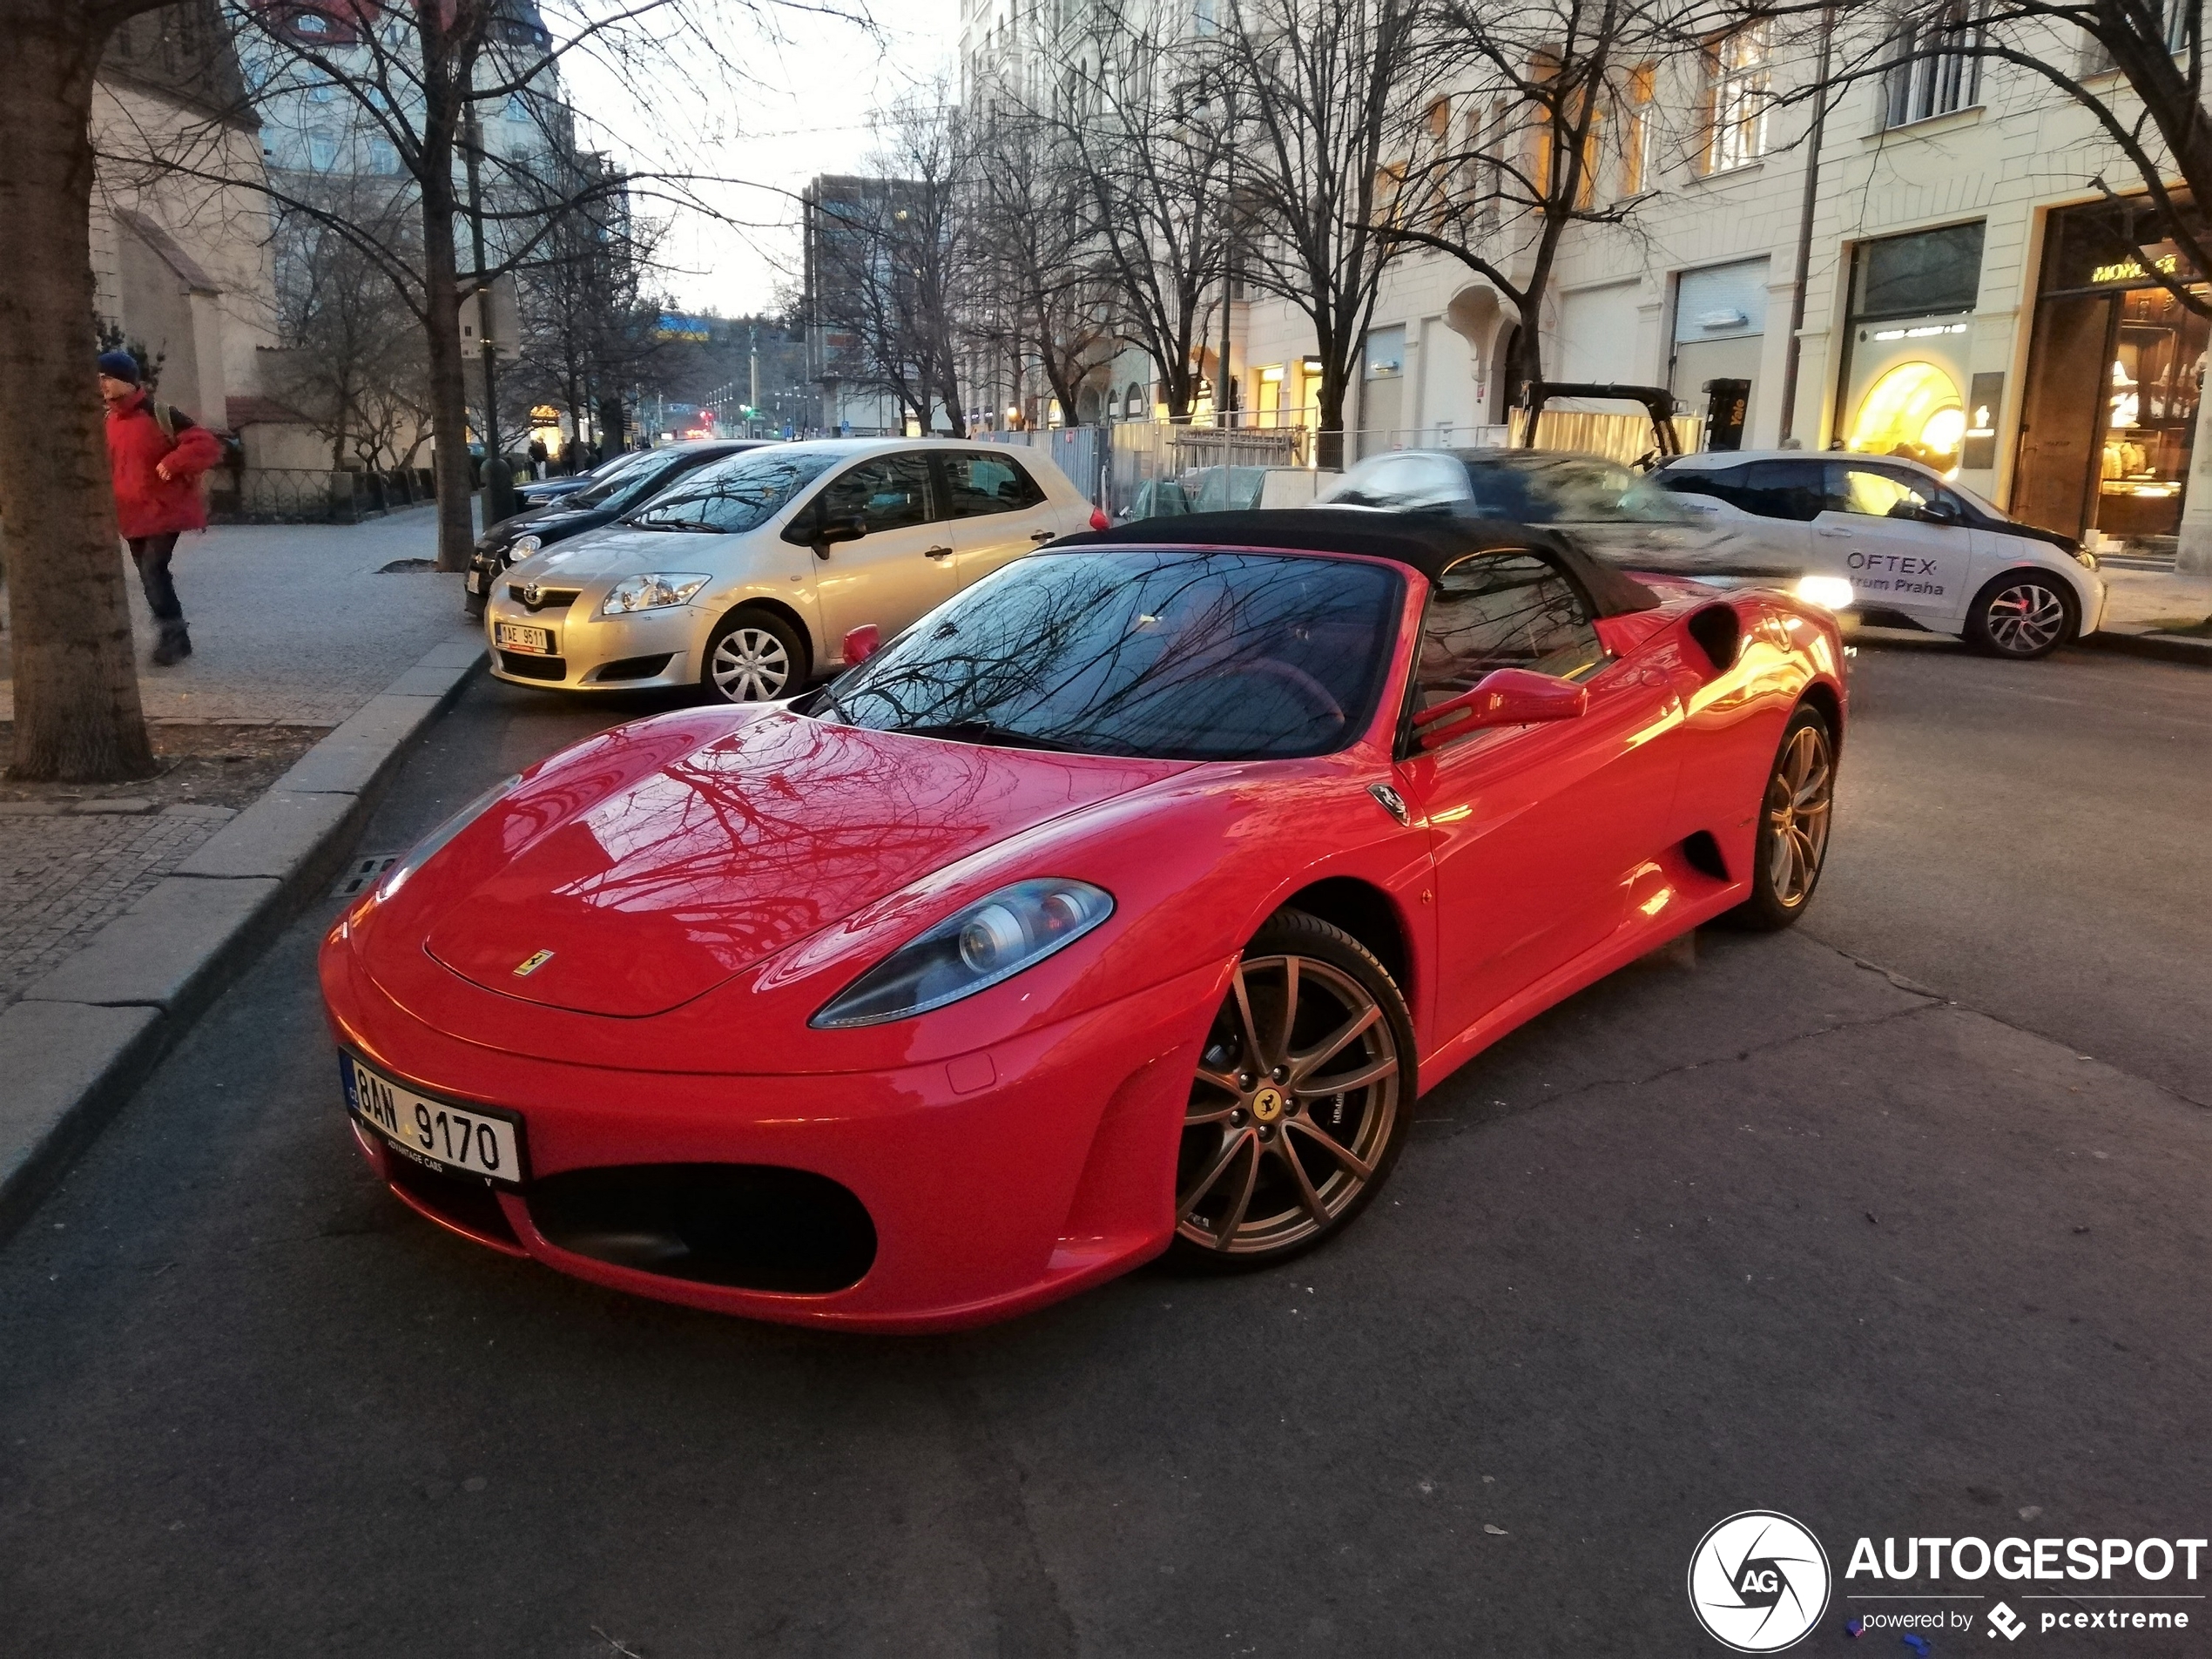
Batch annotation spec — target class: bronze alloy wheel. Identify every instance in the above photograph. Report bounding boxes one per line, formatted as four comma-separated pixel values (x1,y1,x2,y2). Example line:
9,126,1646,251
1173,914,1409,1265
1765,717,1833,910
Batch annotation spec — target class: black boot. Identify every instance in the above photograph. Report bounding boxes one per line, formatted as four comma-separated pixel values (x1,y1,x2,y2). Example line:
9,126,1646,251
151,619,191,666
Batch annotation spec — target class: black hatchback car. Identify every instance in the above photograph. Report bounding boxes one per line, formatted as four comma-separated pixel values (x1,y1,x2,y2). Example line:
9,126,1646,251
467,440,768,604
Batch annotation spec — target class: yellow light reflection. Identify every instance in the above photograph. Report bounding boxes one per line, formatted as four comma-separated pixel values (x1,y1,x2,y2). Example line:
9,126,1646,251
1850,360,1965,470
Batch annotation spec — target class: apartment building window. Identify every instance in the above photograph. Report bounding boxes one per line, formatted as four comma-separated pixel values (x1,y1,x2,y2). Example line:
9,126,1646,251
306,128,339,172
1885,0,1982,126
1194,0,1217,36
1620,64,1654,197
1703,22,1772,172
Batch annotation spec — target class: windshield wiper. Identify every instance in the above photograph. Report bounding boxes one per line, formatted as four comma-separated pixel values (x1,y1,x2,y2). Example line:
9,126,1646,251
624,516,717,532
891,719,1080,752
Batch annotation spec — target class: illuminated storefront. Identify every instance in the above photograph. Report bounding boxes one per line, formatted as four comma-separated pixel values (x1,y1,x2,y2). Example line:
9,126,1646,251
2013,194,2208,547
1835,222,1986,475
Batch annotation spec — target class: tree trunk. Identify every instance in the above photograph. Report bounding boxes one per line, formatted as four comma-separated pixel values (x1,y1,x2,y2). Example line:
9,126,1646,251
421,181,473,572
0,6,155,782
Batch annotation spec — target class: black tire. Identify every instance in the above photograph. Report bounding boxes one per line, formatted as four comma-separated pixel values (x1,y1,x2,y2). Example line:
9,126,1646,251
1723,704,1836,933
1167,908,1415,1271
700,607,806,704
1964,570,2076,659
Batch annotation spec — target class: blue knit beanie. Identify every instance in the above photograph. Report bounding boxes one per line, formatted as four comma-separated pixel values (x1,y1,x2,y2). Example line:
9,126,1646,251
97,349,142,385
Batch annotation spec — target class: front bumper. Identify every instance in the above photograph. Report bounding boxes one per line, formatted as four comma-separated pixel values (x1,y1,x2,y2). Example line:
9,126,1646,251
484,587,708,691
320,939,1224,1331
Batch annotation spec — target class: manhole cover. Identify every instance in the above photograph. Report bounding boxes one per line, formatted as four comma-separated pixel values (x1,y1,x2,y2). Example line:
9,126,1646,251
334,853,401,897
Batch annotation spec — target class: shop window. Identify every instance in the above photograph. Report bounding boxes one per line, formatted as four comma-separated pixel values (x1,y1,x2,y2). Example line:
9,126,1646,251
1703,22,1771,172
1885,0,1982,126
1848,360,1966,469
1850,221,1986,318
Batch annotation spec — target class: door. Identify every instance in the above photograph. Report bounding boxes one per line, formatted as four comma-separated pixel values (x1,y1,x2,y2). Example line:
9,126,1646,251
808,451,957,644
1393,550,1683,1041
1812,461,1972,622
936,450,1062,587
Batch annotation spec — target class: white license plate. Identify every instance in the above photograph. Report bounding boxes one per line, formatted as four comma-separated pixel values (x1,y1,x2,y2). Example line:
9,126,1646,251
466,571,483,595
341,1054,526,1185
496,621,554,655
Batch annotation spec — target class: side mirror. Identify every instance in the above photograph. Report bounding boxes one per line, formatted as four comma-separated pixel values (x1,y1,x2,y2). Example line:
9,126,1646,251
1411,667,1588,750
842,624,880,665
816,513,867,549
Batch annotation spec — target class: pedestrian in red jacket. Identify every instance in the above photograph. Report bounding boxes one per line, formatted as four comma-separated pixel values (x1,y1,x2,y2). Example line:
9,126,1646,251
99,349,223,664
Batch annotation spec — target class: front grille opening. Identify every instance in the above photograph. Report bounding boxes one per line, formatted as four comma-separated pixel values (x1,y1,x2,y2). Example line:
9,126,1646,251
497,651,566,680
528,1164,877,1294
592,652,675,683
384,1150,521,1248
508,584,582,611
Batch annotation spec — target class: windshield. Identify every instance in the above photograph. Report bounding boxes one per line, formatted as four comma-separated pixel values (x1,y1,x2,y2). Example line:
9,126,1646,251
823,550,1400,762
1465,455,1697,524
626,446,836,533
570,449,682,510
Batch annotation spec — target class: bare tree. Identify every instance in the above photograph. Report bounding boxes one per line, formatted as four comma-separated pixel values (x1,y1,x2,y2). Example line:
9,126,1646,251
267,180,435,469
1222,0,1436,466
1382,0,1689,403
1052,9,1236,423
806,91,974,435
965,102,1118,426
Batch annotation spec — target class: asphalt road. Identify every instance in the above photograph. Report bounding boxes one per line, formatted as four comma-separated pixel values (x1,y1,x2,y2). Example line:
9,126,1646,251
3,638,2206,1657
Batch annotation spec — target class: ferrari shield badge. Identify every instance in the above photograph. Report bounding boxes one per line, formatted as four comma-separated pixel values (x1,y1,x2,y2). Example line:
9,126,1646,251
512,949,556,978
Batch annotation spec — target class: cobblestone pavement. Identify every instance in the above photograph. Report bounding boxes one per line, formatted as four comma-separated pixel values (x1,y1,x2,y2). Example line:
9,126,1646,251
0,504,475,1011
0,802,233,1008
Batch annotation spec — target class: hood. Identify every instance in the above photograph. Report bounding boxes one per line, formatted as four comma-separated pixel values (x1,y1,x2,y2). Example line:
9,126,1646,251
507,526,728,583
421,712,1190,1018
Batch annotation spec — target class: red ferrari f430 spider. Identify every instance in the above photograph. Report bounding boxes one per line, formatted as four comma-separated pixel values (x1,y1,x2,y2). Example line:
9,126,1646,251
321,510,1845,1331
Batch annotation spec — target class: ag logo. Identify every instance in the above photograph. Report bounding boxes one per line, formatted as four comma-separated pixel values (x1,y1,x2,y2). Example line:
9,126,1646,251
1687,1511,1831,1652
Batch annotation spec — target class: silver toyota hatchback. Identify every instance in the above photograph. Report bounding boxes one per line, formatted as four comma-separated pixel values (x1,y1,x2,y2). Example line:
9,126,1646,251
485,438,1097,701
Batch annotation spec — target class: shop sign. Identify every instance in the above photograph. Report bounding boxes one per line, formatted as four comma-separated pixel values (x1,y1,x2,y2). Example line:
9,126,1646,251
1961,372,2003,471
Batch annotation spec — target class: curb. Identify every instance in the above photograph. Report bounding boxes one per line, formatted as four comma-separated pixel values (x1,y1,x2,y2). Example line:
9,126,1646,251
2080,629,2212,666
0,629,486,1242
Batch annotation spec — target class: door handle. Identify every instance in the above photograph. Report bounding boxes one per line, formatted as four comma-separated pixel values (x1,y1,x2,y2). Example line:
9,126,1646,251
1815,527,1850,537
1029,530,1056,543
923,545,954,559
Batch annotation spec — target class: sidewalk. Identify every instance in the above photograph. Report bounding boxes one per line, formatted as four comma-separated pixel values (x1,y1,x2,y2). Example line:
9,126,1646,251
0,505,473,1011
2087,563,2212,664
0,503,470,725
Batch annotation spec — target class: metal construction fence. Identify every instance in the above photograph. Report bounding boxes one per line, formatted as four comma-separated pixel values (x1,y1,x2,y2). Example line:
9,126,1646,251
208,466,435,525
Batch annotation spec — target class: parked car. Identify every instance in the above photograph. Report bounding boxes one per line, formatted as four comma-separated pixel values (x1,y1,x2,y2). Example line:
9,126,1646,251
514,447,655,509
1120,466,1318,521
1316,447,1801,581
485,438,1096,701
467,440,767,602
1651,450,2106,658
325,509,1846,1330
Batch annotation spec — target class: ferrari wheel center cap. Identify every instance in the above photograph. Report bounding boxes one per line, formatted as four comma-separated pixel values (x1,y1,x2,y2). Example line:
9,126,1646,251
1251,1086,1285,1123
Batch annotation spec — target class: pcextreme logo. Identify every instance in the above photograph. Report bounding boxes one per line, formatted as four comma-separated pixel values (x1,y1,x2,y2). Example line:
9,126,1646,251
1688,1511,1832,1652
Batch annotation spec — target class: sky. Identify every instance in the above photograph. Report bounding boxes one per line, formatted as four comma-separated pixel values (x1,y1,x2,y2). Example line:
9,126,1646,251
558,0,961,321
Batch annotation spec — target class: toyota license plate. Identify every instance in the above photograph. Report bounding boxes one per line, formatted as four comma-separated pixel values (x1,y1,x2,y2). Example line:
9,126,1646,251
341,1054,526,1185
496,622,553,655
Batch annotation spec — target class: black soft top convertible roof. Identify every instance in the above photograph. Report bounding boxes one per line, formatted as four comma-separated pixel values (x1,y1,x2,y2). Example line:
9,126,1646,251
1053,509,1664,619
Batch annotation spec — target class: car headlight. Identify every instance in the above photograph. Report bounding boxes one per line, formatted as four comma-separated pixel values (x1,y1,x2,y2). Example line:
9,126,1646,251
809,878,1115,1028
375,774,521,903
1794,575,1856,611
512,534,543,555
601,572,711,616
2071,548,2099,571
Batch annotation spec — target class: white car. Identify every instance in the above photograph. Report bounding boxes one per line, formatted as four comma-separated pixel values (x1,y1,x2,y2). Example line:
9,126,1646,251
1655,449,2106,659
486,439,1097,701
